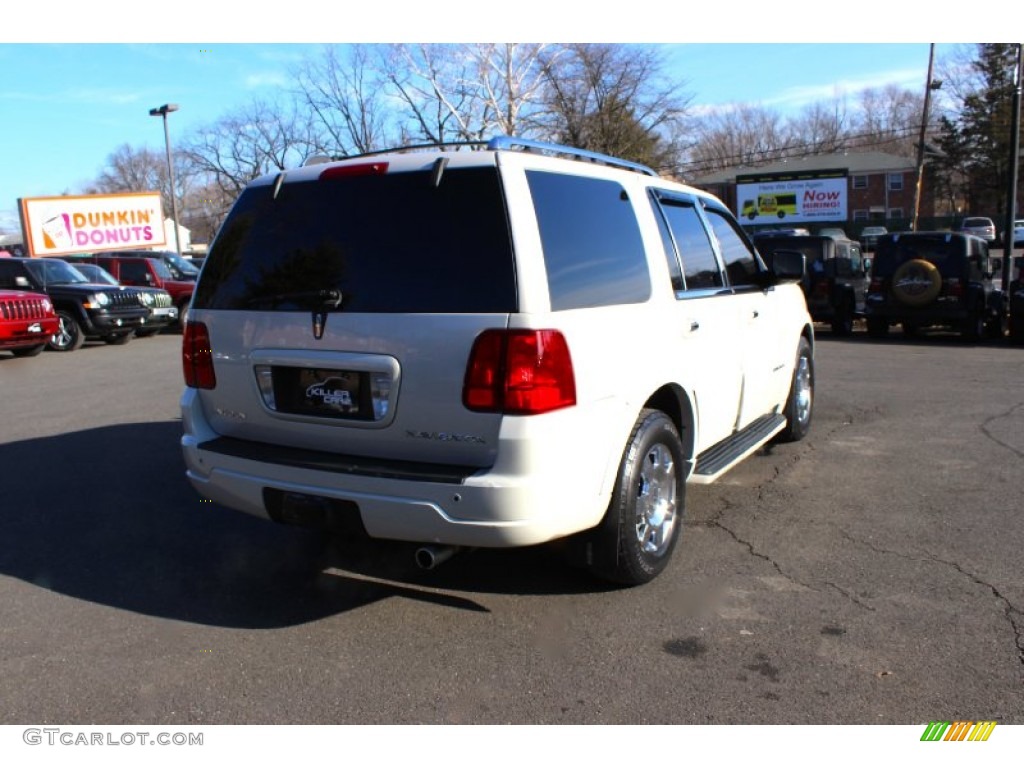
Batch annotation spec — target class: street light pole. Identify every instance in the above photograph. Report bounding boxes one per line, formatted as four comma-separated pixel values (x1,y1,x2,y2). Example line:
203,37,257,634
149,103,182,257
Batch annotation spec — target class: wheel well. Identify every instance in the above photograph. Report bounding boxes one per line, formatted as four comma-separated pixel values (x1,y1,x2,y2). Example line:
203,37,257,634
53,302,87,323
644,384,695,461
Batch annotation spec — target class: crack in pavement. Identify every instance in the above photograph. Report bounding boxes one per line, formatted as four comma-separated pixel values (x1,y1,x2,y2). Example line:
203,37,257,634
839,529,1024,669
693,417,880,611
979,402,1024,459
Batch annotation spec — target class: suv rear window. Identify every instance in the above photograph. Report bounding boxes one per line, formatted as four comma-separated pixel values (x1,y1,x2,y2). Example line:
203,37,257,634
193,167,516,313
873,234,973,277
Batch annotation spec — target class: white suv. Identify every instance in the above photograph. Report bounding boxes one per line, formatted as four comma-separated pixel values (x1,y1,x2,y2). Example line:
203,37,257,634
181,137,814,585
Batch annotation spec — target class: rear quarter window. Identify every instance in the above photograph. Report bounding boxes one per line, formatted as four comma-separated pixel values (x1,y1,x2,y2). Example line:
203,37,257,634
526,171,650,311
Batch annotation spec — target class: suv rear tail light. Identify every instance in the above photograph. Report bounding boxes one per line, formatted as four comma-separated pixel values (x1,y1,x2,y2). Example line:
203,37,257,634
463,329,576,415
869,278,883,292
182,321,216,389
943,278,963,298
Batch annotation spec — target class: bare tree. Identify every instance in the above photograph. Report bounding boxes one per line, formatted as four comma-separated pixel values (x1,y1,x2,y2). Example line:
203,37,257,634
686,104,791,174
787,96,851,155
376,43,553,146
183,96,318,197
380,43,478,144
466,43,549,137
86,143,199,232
294,44,391,156
849,85,923,155
535,43,689,170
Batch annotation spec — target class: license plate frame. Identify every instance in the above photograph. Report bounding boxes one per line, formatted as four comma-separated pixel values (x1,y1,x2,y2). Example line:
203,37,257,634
272,366,372,420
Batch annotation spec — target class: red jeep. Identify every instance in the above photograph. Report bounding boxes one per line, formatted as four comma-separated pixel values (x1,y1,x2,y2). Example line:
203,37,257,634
0,289,60,357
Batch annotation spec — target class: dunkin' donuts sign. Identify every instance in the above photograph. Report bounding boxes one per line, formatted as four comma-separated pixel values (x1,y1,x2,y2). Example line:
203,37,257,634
19,192,166,256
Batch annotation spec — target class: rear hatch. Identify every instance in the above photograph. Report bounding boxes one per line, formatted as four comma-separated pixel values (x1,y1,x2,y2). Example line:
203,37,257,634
190,157,517,470
873,234,968,303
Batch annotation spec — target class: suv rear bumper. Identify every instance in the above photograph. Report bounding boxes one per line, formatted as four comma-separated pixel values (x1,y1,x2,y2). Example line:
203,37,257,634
865,297,973,326
181,389,626,548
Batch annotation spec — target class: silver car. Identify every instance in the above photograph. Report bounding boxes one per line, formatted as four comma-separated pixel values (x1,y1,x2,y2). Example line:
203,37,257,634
961,217,996,242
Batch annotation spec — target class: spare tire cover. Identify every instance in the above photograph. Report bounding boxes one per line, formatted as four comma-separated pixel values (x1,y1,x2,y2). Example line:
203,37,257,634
891,259,942,307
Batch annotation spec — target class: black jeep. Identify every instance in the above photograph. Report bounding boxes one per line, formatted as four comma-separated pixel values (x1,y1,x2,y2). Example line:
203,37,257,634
754,234,868,335
864,232,1004,341
0,258,148,351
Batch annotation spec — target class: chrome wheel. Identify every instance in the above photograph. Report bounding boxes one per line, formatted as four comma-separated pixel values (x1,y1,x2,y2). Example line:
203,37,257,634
776,337,813,443
587,409,686,585
634,443,677,557
48,311,84,352
794,355,812,428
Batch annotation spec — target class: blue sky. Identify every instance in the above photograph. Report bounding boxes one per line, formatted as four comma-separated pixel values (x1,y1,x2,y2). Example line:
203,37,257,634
0,4,959,234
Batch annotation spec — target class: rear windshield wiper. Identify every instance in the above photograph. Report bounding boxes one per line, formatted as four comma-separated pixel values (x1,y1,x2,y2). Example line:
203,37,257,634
246,289,343,310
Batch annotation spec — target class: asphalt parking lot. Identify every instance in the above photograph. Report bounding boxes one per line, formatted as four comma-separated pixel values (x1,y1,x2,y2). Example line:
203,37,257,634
0,330,1021,725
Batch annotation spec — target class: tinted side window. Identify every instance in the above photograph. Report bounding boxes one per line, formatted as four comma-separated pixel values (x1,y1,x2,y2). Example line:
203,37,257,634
834,242,852,277
0,261,26,287
849,243,863,273
703,208,760,286
656,199,722,290
120,261,150,283
648,194,684,292
527,171,650,311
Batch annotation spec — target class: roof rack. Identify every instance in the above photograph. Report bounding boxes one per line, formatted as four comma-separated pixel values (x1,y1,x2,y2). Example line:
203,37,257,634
303,140,487,166
486,136,658,177
303,136,659,177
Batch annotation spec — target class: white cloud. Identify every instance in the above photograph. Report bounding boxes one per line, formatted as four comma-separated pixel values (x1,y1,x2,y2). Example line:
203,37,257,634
244,71,289,89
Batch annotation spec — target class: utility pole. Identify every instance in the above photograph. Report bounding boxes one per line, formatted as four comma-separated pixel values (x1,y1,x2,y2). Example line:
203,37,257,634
912,44,939,232
1001,44,1022,291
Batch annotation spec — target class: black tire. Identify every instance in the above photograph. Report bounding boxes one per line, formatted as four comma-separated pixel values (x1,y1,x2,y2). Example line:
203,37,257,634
589,409,685,586
961,306,984,342
11,344,46,358
831,300,854,336
776,337,813,443
135,328,161,338
1011,311,1024,344
48,310,85,352
103,332,133,345
177,301,190,328
866,317,889,339
984,310,1005,340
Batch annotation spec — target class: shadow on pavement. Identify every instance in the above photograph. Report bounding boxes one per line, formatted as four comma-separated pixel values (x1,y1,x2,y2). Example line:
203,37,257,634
0,422,602,628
